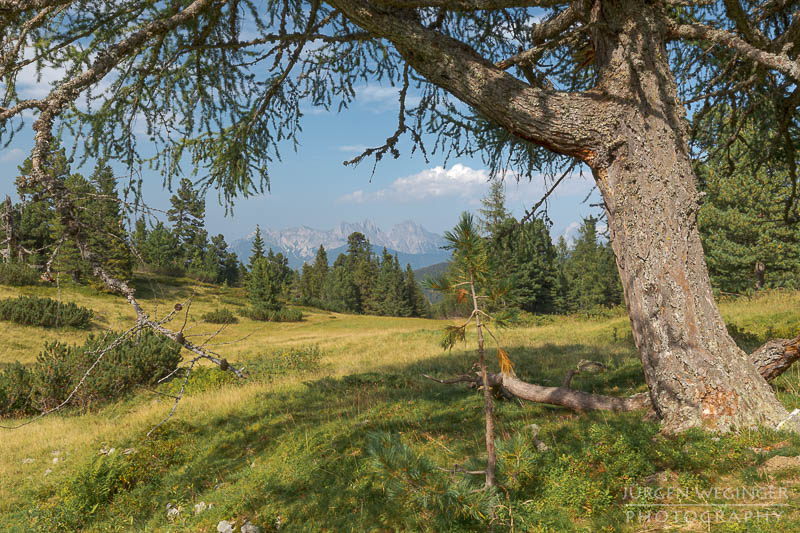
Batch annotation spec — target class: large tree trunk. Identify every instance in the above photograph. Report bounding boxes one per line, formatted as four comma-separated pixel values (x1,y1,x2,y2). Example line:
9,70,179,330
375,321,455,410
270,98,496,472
589,1,791,432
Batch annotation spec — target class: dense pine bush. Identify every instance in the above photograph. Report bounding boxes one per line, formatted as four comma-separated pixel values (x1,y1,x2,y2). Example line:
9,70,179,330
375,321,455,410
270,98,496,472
0,330,181,416
243,306,302,322
201,308,238,324
0,262,40,286
0,295,94,328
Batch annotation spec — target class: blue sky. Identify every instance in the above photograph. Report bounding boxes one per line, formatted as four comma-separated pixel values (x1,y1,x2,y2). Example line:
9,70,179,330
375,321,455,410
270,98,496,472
1,69,604,243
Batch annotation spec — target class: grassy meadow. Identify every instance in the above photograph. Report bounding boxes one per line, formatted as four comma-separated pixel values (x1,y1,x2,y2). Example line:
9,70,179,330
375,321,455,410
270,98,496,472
2,278,800,531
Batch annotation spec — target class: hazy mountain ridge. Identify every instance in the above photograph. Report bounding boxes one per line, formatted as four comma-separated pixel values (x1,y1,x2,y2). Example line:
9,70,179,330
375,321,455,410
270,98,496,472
231,220,450,269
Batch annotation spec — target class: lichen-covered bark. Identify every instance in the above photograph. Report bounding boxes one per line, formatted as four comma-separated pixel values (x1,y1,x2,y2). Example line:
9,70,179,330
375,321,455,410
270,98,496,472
588,0,791,432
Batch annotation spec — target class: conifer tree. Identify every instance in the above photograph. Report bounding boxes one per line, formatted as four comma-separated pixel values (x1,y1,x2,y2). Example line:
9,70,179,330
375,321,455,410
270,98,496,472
130,217,149,267
369,249,410,316
167,178,205,265
247,256,283,318
347,232,378,311
311,245,328,299
52,174,92,281
552,236,571,314
697,125,800,292
478,181,511,240
563,217,622,312
15,150,67,266
405,264,429,317
323,255,360,313
299,263,315,303
499,218,559,313
88,162,133,283
429,212,516,488
249,225,266,269
142,222,178,273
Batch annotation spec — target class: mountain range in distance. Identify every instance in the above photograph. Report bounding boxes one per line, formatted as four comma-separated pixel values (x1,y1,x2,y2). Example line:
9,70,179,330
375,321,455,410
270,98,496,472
230,219,451,270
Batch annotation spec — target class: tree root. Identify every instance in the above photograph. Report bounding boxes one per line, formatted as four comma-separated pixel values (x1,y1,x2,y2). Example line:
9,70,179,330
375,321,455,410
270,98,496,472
424,335,800,414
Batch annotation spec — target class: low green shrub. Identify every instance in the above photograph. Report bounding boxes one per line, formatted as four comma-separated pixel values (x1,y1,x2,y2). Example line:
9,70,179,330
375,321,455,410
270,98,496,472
0,262,40,286
243,305,303,322
0,330,181,416
0,362,31,414
201,308,238,324
0,295,94,328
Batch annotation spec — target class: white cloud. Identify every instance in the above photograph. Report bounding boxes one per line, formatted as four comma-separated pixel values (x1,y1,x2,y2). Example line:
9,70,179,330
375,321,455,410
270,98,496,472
355,85,421,112
562,221,580,244
340,164,491,203
0,148,25,162
339,164,598,207
337,144,368,153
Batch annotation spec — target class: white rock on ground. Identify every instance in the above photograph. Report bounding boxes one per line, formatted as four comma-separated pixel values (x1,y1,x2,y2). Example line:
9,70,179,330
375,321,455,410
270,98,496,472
217,520,235,533
194,502,207,515
241,521,261,533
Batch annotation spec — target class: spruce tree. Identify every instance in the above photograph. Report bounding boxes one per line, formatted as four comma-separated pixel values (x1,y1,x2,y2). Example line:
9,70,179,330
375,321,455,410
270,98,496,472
563,217,622,312
553,236,571,314
299,263,315,303
15,150,67,267
311,245,329,299
52,174,92,281
500,218,559,313
167,178,205,265
88,162,133,283
130,217,149,267
698,130,800,292
345,232,377,312
478,181,511,240
323,261,360,313
369,249,410,316
142,222,178,273
247,256,283,318
249,225,266,269
405,264,429,317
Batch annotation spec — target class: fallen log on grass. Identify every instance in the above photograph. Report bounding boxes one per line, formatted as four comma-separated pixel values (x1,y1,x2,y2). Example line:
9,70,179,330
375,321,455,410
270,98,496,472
424,334,800,413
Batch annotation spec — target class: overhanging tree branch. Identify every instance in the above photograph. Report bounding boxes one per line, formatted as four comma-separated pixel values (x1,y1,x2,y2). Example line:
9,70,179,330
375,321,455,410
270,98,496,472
669,22,800,82
370,0,567,10
329,0,609,162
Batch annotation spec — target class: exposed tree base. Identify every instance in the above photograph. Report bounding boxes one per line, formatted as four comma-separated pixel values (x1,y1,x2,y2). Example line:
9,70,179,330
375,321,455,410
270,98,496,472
425,334,800,419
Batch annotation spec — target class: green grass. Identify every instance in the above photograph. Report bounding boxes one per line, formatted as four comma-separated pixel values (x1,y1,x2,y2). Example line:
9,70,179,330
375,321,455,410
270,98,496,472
2,281,800,531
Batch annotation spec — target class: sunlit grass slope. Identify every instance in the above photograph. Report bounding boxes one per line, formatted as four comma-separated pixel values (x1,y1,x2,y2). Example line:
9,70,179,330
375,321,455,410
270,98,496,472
2,279,800,531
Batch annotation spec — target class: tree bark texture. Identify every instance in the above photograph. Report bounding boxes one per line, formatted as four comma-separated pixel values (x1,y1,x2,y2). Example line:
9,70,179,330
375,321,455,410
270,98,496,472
587,1,791,432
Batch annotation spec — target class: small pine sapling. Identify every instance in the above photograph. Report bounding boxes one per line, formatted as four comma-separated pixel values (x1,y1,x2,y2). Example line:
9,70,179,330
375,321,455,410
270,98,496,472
427,212,516,488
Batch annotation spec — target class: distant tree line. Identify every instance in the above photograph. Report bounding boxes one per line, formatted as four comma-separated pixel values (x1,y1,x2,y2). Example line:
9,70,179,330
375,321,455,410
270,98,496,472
3,144,799,316
295,233,430,318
